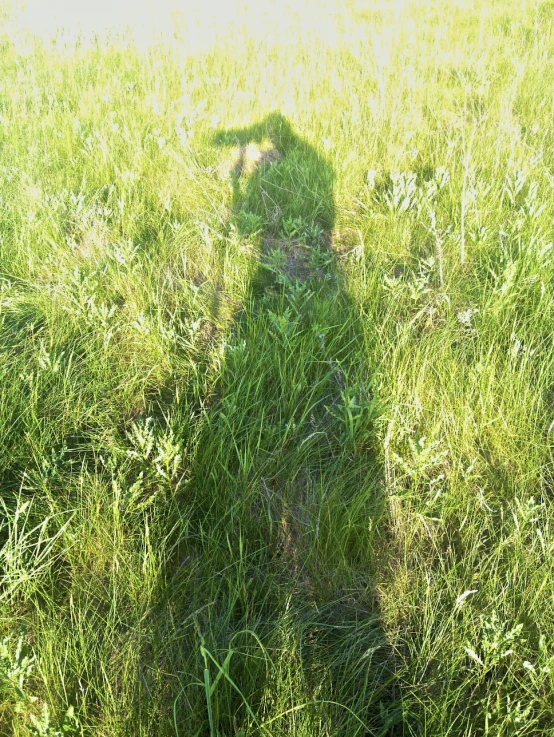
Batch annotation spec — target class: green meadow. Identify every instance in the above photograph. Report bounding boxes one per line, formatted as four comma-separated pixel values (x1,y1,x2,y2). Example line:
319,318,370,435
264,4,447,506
1,0,554,734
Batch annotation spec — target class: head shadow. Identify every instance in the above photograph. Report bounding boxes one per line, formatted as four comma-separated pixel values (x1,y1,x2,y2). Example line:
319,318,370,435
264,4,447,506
212,112,335,253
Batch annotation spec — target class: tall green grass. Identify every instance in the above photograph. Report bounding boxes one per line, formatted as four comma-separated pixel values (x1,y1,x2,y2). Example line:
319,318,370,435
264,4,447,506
1,0,554,734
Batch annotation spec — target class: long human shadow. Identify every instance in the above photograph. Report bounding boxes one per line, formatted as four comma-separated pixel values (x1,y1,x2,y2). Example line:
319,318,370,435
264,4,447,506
169,114,404,735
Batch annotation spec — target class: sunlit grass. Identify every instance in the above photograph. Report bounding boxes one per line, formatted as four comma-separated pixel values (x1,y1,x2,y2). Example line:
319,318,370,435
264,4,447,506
1,0,554,734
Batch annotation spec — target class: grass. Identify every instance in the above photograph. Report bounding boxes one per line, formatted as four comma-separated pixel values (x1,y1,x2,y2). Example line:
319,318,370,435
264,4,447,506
1,0,554,734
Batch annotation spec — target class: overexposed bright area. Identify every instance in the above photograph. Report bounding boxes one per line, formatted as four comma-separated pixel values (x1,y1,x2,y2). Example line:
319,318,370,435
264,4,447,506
10,0,356,51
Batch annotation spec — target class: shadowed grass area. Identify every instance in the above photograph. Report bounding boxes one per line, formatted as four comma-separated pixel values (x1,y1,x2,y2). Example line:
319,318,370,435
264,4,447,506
1,0,554,735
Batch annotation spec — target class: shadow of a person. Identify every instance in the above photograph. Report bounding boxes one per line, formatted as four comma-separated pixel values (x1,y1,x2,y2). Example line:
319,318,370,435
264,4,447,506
172,113,403,735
